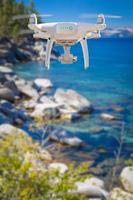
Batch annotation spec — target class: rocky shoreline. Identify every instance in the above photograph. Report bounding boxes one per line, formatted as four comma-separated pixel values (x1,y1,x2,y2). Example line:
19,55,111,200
0,65,133,199
0,37,132,199
0,37,59,67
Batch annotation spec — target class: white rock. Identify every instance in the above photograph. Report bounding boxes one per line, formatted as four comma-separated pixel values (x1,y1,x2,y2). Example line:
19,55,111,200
34,79,53,89
63,137,83,147
15,80,38,99
120,166,133,193
48,163,68,174
0,124,27,139
84,177,104,189
109,187,133,200
0,66,13,73
72,181,108,198
54,89,93,113
31,97,61,118
100,113,116,121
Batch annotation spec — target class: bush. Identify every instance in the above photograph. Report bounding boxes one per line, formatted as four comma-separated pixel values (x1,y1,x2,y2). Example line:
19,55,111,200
0,132,90,200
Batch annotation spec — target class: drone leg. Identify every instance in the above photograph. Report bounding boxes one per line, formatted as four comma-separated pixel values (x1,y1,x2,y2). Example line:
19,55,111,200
45,38,54,69
80,38,89,69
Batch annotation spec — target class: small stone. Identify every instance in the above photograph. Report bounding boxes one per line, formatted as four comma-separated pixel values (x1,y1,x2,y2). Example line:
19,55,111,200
112,105,124,112
89,126,104,134
34,78,53,89
100,113,116,121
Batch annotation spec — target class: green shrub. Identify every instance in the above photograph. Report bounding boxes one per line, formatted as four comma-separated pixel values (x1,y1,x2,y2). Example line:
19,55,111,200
0,132,90,200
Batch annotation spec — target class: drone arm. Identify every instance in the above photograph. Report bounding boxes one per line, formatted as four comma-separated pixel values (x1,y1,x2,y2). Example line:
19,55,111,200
80,38,89,69
45,38,54,69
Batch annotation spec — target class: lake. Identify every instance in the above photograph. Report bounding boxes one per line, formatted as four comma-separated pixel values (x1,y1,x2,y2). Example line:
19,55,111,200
14,38,133,178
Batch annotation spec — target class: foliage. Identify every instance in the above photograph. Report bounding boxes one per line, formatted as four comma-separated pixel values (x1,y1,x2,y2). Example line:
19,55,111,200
0,0,37,40
0,132,91,200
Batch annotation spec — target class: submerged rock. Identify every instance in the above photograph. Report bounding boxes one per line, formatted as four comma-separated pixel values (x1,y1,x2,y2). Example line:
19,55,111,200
120,166,133,194
89,126,105,134
54,89,93,114
46,126,83,147
100,113,116,121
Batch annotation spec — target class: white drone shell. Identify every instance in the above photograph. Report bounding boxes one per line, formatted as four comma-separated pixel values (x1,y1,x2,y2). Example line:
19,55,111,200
28,14,106,69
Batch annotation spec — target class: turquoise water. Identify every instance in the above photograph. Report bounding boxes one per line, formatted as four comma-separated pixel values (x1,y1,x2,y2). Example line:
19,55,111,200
14,38,133,173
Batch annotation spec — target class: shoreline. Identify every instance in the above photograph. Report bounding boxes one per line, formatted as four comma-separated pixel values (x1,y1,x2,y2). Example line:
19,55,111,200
0,38,133,199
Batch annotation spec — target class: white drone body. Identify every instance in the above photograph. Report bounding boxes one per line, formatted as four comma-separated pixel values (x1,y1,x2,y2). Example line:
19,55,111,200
28,14,106,69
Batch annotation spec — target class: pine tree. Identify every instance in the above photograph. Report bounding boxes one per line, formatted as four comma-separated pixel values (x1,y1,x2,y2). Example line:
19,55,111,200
0,0,38,40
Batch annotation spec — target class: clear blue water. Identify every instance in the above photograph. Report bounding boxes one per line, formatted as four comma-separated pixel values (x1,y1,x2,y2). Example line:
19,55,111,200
14,38,133,173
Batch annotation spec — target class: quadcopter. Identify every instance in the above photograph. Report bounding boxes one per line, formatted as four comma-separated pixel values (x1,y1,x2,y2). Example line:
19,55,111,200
28,14,106,69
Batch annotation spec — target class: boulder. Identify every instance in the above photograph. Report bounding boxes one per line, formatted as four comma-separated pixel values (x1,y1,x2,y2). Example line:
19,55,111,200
34,78,53,89
4,80,20,96
120,166,133,193
54,89,93,114
0,103,27,123
15,79,38,99
109,188,133,200
0,66,13,74
71,180,108,199
84,177,104,189
48,162,68,175
0,124,27,139
31,96,62,118
100,113,116,121
0,87,17,101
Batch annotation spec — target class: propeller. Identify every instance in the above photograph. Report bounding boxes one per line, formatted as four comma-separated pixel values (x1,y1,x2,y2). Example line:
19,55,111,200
80,13,122,19
12,14,53,20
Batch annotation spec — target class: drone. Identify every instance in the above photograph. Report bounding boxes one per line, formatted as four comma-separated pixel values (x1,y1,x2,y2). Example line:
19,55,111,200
28,14,106,69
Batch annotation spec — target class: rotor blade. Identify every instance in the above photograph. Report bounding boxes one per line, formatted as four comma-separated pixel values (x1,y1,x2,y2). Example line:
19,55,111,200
12,14,53,20
80,13,122,20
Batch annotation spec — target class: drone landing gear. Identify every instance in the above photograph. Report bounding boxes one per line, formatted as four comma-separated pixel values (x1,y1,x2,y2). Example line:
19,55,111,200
59,45,77,64
80,38,89,69
45,38,54,69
